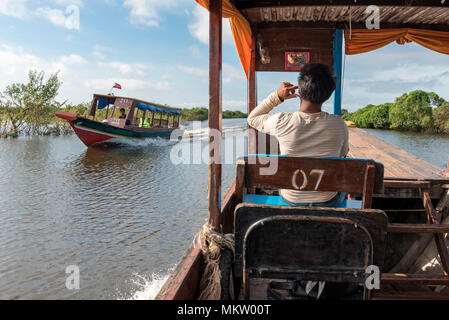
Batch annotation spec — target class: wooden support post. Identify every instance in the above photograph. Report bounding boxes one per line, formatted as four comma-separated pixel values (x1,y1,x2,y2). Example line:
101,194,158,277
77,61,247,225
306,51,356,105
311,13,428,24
89,96,98,118
423,190,449,275
332,29,344,116
235,159,246,205
208,0,222,231
248,30,257,155
436,189,449,215
142,109,147,127
362,165,375,209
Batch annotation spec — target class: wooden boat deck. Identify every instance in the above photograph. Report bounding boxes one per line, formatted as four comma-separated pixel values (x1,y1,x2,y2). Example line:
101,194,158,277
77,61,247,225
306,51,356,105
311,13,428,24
348,128,442,179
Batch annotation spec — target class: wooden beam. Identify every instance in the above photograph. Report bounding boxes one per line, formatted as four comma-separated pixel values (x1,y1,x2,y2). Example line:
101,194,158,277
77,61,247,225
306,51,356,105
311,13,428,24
155,243,202,300
233,0,449,9
221,181,237,234
423,190,449,275
388,223,449,233
382,273,449,286
235,159,246,205
374,291,449,300
384,209,426,214
362,164,375,209
385,180,431,189
248,28,257,155
389,233,434,273
436,190,449,214
208,0,222,231
253,21,449,33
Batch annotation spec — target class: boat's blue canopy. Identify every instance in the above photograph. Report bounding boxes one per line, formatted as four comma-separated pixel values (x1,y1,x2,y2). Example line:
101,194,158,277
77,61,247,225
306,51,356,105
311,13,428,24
137,102,180,115
137,102,157,112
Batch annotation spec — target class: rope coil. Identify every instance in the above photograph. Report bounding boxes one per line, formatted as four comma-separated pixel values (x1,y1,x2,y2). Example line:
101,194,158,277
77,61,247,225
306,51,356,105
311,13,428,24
195,223,235,300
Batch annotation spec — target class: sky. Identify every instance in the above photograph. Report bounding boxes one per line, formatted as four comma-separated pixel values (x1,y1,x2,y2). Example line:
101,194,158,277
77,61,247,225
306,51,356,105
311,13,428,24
1,0,449,113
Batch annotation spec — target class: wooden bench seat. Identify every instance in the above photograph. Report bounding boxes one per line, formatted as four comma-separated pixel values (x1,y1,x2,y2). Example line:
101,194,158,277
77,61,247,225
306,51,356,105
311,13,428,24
233,156,387,299
236,155,384,209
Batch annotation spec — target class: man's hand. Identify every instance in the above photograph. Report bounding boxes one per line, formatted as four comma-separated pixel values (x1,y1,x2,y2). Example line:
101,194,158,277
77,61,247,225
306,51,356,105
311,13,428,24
277,82,299,102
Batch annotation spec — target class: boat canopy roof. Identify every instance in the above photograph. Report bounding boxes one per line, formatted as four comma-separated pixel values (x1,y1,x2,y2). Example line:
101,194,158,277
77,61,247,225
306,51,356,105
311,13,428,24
93,94,181,115
196,0,449,77
136,102,181,115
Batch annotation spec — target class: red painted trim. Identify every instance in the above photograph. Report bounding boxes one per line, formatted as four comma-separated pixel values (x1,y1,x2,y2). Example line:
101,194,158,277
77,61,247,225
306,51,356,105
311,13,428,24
72,126,114,146
55,111,78,121
56,112,113,146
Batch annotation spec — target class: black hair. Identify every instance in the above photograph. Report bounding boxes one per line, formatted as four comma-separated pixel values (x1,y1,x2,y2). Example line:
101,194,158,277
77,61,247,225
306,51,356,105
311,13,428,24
298,63,337,104
120,108,126,112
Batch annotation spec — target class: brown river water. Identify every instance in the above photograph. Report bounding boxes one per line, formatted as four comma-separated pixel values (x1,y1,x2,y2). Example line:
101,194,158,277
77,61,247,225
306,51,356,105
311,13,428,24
0,119,447,299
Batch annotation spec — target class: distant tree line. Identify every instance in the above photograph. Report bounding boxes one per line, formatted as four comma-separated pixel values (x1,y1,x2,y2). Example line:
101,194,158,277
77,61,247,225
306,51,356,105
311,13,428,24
0,70,248,137
179,108,247,121
343,90,449,134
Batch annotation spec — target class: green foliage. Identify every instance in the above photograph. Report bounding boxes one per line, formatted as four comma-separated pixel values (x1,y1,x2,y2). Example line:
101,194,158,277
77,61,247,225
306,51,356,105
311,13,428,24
433,103,449,134
50,103,90,136
222,110,248,119
345,90,447,133
0,70,62,137
389,90,438,132
180,107,209,121
344,103,392,129
180,107,247,121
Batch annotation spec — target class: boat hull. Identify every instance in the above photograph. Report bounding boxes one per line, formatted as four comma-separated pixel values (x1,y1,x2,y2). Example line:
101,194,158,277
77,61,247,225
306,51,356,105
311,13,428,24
56,112,180,147
156,177,449,300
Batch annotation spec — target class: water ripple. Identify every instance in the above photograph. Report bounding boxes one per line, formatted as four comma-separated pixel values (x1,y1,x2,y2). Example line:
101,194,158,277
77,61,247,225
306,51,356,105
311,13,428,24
0,119,245,299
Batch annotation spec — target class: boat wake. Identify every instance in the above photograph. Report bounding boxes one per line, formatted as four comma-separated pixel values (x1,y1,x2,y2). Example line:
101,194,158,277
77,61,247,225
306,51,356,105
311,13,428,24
182,124,247,142
118,272,170,300
90,120,247,148
104,136,180,148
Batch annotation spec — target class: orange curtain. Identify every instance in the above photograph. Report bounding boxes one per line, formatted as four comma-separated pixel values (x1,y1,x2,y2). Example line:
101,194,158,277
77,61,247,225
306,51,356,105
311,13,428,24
345,28,449,56
195,0,252,78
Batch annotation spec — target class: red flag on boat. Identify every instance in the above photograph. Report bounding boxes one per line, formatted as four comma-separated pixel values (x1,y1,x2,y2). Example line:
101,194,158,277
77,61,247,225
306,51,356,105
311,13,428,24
113,83,122,89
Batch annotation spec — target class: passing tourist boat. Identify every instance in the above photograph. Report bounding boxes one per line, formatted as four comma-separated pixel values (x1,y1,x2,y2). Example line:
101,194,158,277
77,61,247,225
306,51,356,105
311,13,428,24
56,94,182,147
156,0,449,300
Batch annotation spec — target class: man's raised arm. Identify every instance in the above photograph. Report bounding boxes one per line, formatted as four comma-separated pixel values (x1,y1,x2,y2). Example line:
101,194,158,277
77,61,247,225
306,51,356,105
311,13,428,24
247,82,298,133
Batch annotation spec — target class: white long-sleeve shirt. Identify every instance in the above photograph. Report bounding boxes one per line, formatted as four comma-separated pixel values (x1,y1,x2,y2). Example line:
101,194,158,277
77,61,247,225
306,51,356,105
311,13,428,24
247,91,349,204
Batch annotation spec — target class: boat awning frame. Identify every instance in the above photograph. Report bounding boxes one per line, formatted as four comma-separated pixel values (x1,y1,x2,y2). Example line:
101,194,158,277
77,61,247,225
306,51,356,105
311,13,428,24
197,0,449,77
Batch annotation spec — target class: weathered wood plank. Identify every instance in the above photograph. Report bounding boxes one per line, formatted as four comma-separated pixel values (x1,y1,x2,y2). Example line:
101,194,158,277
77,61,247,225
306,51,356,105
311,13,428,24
242,156,384,194
382,273,449,285
362,165,375,209
348,128,442,179
388,224,449,233
207,0,222,231
221,180,236,234
374,290,449,300
248,29,257,155
384,180,431,189
155,243,202,300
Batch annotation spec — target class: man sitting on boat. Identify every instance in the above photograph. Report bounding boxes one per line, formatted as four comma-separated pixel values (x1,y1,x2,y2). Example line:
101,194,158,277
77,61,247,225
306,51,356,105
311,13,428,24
119,108,127,119
247,63,349,206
